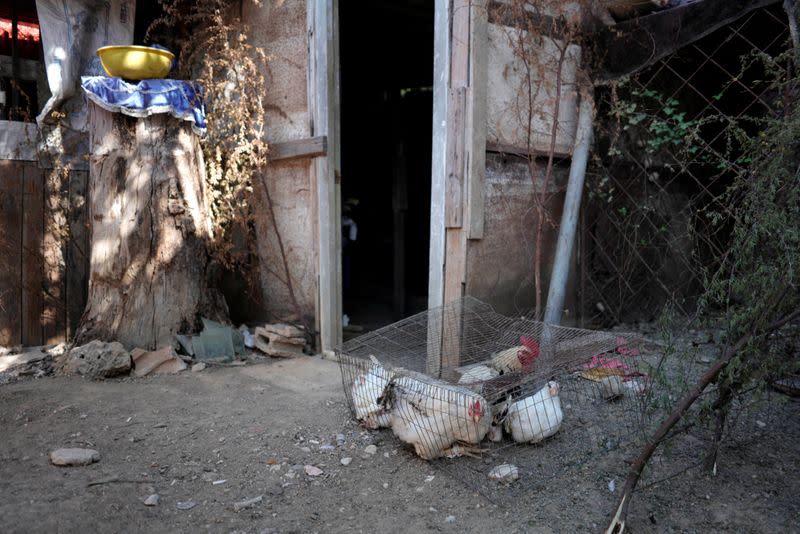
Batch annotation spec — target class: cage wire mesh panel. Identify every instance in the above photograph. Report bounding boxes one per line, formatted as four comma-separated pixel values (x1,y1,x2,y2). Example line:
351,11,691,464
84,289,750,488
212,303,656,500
581,5,791,327
337,297,657,500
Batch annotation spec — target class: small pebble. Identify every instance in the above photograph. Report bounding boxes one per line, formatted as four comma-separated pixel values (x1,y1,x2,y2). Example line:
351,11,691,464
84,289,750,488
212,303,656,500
364,445,377,455
300,447,311,453
382,482,389,489
191,362,206,372
340,457,353,466
304,465,323,477
49,448,100,467
143,494,159,506
176,500,197,510
320,444,336,452
445,515,456,524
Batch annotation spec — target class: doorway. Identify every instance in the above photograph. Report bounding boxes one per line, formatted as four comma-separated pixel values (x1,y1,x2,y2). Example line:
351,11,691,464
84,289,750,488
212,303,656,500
339,0,434,334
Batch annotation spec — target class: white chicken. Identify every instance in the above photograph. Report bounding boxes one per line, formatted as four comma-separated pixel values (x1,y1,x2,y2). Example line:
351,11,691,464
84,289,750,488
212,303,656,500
351,357,392,429
457,364,499,394
504,381,564,444
382,374,492,460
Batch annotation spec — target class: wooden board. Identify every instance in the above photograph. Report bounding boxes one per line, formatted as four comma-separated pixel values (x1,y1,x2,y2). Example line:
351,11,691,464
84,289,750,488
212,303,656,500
592,0,780,81
21,163,43,346
0,161,23,346
42,167,67,345
66,170,89,339
445,86,466,228
269,136,327,162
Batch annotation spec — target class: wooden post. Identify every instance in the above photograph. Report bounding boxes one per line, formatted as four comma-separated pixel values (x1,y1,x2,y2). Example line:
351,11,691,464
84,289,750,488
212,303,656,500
74,104,227,350
308,0,342,353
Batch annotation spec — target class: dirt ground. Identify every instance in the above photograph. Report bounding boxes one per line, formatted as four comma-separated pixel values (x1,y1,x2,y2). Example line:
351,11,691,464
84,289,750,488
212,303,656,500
1,355,798,533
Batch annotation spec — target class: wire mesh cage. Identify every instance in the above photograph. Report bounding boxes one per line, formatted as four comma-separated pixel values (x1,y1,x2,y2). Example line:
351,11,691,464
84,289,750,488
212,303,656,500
336,297,657,497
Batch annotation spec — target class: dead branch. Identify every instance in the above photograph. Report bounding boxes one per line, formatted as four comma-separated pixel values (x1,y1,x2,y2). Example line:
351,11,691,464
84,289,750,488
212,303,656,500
605,306,800,534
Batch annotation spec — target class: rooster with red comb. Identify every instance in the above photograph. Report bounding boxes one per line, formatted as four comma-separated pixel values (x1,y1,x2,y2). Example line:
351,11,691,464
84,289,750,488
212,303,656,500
489,335,541,374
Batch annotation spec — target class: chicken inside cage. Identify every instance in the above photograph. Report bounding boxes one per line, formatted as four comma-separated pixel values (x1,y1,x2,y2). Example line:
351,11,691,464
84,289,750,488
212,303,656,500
338,298,649,464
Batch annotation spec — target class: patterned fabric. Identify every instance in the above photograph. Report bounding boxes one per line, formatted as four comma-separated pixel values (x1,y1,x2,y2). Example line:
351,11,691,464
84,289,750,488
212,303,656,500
80,76,206,135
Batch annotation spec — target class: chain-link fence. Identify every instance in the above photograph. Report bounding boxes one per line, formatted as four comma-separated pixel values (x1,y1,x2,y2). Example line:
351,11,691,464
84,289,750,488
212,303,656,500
581,5,791,327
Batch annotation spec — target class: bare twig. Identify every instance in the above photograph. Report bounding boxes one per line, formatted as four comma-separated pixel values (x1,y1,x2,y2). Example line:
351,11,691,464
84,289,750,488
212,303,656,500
605,306,800,534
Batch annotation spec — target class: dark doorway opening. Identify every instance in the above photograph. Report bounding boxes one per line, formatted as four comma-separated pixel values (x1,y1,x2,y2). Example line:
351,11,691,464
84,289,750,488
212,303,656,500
339,0,433,334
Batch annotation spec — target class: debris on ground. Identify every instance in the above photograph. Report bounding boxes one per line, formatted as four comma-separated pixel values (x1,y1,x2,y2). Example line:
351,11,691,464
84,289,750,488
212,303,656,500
488,464,519,483
304,465,323,476
253,323,307,358
232,495,262,512
175,318,246,363
143,494,159,506
0,344,63,382
191,362,206,373
340,457,352,466
176,500,197,510
132,347,187,376
49,448,100,466
58,341,131,378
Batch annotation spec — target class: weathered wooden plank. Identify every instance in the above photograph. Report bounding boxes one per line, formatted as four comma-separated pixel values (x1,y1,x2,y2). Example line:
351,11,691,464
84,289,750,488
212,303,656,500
21,163,43,346
269,136,327,162
487,140,572,159
66,169,89,340
466,0,488,239
445,86,466,228
593,0,780,82
308,0,341,352
0,161,23,346
426,0,451,376
42,167,67,345
440,0,473,373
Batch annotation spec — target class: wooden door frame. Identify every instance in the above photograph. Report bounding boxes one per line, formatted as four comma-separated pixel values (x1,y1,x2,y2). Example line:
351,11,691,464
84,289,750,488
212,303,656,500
308,0,342,353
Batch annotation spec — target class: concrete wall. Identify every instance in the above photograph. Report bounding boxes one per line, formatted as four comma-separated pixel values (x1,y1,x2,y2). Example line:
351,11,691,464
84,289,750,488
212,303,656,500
240,0,317,326
486,22,581,155
465,153,579,319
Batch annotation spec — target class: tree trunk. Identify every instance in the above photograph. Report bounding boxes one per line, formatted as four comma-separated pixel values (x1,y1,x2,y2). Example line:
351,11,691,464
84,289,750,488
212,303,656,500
74,103,227,350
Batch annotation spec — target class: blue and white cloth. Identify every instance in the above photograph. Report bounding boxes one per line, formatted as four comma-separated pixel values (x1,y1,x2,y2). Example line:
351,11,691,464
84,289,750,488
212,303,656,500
80,76,207,135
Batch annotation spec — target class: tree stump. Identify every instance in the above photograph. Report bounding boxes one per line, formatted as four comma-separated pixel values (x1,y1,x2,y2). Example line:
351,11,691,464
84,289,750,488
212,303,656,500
74,103,227,350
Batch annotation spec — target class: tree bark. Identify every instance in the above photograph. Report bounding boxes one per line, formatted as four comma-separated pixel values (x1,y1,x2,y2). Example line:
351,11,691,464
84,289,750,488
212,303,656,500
74,104,227,350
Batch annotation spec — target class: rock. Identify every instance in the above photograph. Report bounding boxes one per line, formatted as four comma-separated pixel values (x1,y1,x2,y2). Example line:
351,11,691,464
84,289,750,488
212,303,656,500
132,347,187,376
340,457,352,466
233,495,263,512
259,323,306,340
488,463,519,482
144,494,159,506
59,341,131,378
49,448,100,466
191,362,206,373
445,515,456,524
364,445,377,455
176,500,197,510
319,444,335,452
304,465,323,477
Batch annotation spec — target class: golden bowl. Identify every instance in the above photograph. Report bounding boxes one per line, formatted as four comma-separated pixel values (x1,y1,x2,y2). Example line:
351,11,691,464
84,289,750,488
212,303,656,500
96,45,174,80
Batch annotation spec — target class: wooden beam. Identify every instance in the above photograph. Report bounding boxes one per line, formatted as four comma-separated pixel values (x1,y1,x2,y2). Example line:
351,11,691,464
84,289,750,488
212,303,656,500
308,0,341,353
21,163,43,346
426,0,451,376
593,0,782,82
466,0,488,240
486,140,572,160
445,86,466,228
269,136,327,162
0,161,22,346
